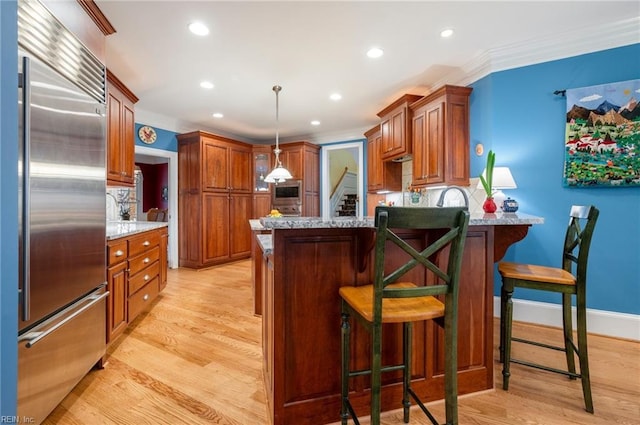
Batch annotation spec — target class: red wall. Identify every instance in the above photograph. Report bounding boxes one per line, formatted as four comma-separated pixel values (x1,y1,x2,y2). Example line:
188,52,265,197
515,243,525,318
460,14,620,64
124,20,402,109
136,163,168,212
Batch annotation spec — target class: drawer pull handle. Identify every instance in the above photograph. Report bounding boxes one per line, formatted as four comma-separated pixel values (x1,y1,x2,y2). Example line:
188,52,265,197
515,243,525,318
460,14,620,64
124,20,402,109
144,274,150,281
143,258,150,264
143,294,149,301
143,241,150,246
115,250,124,257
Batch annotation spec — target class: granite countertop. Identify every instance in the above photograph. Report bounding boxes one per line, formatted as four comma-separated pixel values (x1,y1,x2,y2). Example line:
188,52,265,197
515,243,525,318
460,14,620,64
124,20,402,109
106,221,168,240
258,211,544,230
254,212,543,256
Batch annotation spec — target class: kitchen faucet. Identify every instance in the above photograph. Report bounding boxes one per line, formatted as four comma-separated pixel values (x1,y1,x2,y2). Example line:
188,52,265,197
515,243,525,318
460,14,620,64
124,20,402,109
436,186,469,208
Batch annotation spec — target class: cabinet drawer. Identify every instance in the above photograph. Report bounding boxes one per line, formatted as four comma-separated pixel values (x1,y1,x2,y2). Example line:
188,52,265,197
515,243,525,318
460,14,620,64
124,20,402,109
128,246,160,276
128,231,160,257
108,239,128,266
128,277,159,322
128,261,159,296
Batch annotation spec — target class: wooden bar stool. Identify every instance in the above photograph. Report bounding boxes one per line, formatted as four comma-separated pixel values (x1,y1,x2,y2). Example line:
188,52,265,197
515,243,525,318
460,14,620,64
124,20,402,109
339,206,469,425
498,205,599,413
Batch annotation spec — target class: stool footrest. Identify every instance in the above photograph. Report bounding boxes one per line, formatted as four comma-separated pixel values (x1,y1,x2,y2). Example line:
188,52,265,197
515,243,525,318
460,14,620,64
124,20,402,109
407,388,439,425
512,336,566,352
511,357,582,379
349,364,406,378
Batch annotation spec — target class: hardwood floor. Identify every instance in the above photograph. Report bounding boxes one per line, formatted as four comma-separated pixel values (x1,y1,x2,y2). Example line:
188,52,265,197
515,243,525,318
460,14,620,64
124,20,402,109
45,260,639,424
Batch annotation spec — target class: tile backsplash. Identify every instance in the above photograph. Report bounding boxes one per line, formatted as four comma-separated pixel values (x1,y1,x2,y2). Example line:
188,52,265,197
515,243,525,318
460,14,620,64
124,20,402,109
377,160,487,214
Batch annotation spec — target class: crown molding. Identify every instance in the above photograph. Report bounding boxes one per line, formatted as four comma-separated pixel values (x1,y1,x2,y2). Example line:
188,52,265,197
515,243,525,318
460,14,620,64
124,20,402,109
440,17,640,88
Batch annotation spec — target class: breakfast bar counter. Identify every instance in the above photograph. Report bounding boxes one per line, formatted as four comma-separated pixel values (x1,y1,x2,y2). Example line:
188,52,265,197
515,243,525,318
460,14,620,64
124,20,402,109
252,212,543,425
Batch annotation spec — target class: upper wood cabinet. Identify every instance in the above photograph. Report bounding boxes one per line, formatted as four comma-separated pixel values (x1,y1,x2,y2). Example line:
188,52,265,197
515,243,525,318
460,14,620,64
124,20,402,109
179,131,252,194
106,70,138,187
365,124,402,193
377,94,422,161
410,85,472,188
278,142,320,217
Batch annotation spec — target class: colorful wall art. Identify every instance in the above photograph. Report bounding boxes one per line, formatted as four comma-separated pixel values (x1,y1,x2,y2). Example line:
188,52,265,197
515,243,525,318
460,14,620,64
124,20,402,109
563,79,640,187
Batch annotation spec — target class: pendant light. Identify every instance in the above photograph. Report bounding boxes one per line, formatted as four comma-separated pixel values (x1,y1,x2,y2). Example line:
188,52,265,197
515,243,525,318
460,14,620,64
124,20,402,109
264,85,292,183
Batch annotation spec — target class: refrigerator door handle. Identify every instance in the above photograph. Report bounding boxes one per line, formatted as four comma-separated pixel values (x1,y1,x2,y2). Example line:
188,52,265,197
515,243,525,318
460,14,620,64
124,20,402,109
20,55,31,322
18,290,109,348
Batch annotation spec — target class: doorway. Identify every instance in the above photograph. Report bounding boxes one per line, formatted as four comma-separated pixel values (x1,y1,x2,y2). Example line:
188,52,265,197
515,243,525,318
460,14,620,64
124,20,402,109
134,145,178,268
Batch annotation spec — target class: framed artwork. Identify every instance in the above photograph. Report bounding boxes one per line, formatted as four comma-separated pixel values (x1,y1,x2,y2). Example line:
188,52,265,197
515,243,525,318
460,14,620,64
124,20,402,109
563,79,640,188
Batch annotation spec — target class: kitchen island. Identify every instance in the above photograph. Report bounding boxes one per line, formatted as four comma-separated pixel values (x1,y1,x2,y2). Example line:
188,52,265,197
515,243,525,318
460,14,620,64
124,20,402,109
252,213,543,425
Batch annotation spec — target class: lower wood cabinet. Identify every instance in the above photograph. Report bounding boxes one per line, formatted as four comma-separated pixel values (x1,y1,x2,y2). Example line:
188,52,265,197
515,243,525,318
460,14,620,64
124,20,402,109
106,226,168,343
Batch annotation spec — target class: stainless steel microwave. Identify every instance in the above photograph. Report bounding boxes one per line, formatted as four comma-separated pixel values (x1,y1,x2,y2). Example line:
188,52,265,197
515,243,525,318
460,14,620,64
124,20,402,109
272,179,302,215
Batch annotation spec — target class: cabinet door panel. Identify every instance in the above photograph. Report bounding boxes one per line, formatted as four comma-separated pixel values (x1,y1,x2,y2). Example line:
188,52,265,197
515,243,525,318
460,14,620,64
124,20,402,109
203,194,230,262
425,102,445,184
230,147,252,192
122,102,135,184
281,149,303,180
203,142,229,191
230,194,252,258
107,260,127,343
447,101,470,184
253,194,271,219
106,91,122,182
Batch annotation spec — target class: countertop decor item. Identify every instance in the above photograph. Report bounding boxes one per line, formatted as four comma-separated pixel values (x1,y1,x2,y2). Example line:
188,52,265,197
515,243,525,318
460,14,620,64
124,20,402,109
503,197,519,212
479,150,497,213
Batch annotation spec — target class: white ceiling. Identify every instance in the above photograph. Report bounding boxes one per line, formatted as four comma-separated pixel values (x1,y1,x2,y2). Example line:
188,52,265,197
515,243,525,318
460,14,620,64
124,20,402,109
97,1,639,144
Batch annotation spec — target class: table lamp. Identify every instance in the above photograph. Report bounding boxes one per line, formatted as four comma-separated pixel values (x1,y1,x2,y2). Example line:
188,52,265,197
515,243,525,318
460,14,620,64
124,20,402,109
477,166,517,210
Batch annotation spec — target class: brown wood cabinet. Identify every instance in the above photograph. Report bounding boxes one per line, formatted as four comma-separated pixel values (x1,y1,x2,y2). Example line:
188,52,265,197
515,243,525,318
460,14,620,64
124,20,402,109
178,131,253,268
278,142,320,216
365,124,402,193
260,225,494,424
106,226,167,344
411,85,472,188
377,94,422,161
106,70,137,187
252,145,272,219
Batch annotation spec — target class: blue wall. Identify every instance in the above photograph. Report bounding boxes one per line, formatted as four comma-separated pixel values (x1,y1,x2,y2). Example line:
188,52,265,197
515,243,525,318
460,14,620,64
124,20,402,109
134,123,178,152
469,44,640,315
0,0,18,417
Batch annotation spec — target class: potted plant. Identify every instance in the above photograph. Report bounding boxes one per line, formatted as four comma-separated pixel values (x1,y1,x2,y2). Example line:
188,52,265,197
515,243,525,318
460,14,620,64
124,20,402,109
479,150,497,213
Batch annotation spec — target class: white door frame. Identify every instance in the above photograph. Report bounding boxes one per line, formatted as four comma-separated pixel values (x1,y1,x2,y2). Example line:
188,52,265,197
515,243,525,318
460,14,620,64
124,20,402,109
134,145,178,269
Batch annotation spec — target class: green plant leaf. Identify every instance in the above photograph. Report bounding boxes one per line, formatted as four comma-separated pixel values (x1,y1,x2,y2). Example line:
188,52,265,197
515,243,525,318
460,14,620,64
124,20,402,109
479,150,495,197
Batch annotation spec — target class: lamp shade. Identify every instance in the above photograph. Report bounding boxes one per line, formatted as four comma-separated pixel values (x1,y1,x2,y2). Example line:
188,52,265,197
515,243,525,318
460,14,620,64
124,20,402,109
477,167,517,190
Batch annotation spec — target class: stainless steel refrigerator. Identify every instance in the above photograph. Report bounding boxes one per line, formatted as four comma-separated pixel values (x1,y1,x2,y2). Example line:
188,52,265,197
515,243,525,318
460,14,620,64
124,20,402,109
17,1,108,422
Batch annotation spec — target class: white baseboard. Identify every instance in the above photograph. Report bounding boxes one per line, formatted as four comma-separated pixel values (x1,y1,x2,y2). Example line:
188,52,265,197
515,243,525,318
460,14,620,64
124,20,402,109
493,297,640,341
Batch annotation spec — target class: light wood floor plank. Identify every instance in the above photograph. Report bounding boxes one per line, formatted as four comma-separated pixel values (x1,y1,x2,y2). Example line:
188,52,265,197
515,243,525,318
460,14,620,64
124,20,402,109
44,259,640,424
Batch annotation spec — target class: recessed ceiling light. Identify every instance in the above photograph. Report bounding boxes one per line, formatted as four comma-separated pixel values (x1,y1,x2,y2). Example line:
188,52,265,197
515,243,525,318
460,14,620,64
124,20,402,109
189,22,209,36
440,29,454,38
330,93,342,101
311,120,320,126
366,47,384,58
212,113,223,119
200,81,214,89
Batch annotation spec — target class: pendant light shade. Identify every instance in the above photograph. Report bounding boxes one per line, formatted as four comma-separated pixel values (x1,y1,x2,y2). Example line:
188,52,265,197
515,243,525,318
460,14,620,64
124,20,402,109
264,85,292,183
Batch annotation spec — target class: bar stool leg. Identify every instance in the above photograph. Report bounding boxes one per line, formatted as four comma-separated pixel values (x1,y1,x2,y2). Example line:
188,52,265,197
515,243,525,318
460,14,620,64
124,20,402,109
501,283,514,390
499,286,508,363
561,293,576,378
576,293,594,413
370,322,382,425
402,322,412,423
341,310,351,425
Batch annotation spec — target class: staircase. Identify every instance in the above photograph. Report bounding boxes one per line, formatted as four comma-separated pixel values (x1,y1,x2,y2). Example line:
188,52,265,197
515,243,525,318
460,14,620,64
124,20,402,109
335,194,357,216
